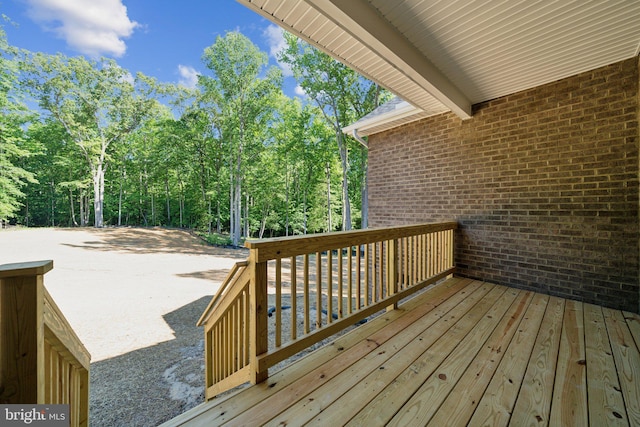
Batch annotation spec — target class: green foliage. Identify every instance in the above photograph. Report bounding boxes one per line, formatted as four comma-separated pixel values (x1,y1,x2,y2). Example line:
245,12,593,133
278,32,390,231
196,231,234,247
0,24,38,221
6,24,385,237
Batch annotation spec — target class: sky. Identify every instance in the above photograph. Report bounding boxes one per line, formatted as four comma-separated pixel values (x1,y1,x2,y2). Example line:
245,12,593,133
1,0,302,96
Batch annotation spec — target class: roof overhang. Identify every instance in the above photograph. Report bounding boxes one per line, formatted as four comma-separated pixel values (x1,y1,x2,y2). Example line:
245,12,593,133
238,0,640,134
342,98,433,137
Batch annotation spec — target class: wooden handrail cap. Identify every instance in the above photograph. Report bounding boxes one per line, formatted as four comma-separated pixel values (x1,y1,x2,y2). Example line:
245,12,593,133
0,260,54,278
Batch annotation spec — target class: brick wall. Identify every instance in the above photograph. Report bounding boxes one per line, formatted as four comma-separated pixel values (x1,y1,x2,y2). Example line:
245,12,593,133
368,57,639,312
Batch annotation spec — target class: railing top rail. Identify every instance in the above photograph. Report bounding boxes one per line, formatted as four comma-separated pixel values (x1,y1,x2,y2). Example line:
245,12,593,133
0,260,53,278
245,221,457,262
197,261,250,327
44,288,91,369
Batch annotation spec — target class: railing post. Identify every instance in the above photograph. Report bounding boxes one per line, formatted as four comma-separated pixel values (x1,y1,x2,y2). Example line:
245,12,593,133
0,260,52,404
249,250,269,384
386,239,399,311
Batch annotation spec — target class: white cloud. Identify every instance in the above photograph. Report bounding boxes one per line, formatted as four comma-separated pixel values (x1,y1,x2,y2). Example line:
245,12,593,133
121,70,134,85
264,24,292,77
25,0,138,58
294,85,306,97
177,65,199,89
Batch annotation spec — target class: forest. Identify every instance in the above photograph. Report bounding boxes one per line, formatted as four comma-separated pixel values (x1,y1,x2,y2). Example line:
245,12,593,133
0,24,390,245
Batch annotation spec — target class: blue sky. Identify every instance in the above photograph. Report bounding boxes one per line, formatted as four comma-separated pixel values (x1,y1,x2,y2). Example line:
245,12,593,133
1,0,302,96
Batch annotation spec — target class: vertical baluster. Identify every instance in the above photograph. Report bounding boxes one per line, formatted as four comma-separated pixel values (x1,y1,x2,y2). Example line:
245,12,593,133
445,229,450,269
217,323,222,381
449,228,454,270
411,236,422,283
432,231,437,274
338,249,343,318
213,324,218,382
438,231,442,274
356,245,361,310
231,301,238,372
304,253,310,334
316,251,322,329
275,258,282,347
327,250,333,324
221,315,227,378
372,242,377,302
227,312,233,377
438,231,442,273
364,243,370,306
403,237,408,288
244,288,250,367
429,232,433,279
205,328,212,386
434,232,438,275
237,298,243,369
419,234,429,280
290,256,297,340
347,246,353,314
378,241,384,300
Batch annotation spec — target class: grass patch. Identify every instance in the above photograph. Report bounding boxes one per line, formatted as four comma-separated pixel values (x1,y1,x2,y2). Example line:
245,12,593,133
196,231,235,247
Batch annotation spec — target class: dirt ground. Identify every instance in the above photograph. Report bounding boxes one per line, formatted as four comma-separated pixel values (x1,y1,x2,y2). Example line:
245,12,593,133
0,227,248,426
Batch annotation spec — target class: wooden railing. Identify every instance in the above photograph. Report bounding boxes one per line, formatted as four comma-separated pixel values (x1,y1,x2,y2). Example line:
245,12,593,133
0,260,90,427
198,222,457,399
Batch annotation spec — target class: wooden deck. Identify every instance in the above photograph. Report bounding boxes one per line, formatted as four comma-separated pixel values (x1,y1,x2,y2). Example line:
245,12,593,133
165,277,640,427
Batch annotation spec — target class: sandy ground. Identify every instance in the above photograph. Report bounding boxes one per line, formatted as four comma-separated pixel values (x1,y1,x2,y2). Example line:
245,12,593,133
0,227,248,426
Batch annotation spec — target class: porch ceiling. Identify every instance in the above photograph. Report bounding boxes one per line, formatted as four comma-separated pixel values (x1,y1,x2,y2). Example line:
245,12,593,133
237,0,640,133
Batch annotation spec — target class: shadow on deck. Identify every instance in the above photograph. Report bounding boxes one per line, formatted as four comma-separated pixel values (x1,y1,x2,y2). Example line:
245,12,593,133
163,277,640,426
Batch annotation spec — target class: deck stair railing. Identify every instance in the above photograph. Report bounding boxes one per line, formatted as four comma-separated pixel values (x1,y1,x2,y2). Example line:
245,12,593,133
198,221,457,399
0,260,90,427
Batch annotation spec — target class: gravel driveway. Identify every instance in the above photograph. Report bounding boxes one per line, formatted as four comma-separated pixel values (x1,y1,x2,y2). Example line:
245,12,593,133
0,227,248,426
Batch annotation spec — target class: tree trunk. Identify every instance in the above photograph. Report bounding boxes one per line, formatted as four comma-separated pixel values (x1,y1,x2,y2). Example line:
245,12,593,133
79,192,85,226
285,167,289,236
49,181,55,227
208,199,212,234
118,179,123,226
179,179,184,228
69,188,78,227
93,164,104,228
118,163,125,226
303,189,307,235
258,202,268,239
361,151,368,229
337,132,351,231
244,193,250,239
230,152,242,246
165,176,171,225
151,192,155,225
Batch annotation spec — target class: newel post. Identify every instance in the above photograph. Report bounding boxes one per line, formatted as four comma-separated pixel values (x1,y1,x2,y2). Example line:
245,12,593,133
248,249,269,384
0,260,53,404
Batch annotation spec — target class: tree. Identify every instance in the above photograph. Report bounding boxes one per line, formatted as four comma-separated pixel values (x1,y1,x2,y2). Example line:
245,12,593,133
280,33,389,230
21,53,156,227
200,32,282,245
22,119,89,227
0,24,37,222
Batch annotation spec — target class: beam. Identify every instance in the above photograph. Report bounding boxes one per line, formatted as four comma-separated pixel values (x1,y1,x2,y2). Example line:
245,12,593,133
306,0,472,119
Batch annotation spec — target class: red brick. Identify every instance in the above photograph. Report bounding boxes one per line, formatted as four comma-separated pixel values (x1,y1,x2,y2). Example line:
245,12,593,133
368,58,639,312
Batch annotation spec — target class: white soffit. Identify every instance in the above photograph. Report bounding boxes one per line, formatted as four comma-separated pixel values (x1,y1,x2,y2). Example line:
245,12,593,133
238,0,467,119
342,98,442,136
238,0,640,129
374,0,640,104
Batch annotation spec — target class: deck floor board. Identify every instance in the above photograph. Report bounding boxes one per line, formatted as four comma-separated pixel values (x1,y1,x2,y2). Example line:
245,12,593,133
164,279,640,427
